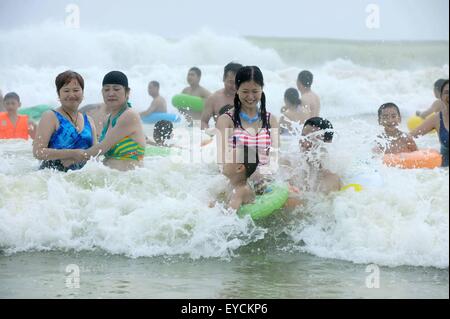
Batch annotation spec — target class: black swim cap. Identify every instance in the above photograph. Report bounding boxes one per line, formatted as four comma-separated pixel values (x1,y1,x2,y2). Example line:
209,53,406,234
102,71,129,88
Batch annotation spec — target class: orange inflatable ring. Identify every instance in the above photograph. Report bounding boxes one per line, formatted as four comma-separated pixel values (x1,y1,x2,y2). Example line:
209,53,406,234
383,149,442,169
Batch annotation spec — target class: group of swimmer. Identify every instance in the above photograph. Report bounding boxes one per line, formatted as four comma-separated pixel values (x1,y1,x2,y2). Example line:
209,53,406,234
0,64,448,213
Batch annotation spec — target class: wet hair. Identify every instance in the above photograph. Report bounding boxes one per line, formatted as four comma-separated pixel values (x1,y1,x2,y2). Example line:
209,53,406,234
189,67,202,78
223,62,243,80
233,66,269,130
149,81,160,89
55,70,84,94
297,70,313,88
102,71,129,88
434,79,447,92
237,145,259,178
284,88,301,106
378,102,401,120
3,92,20,103
219,104,234,116
440,80,449,97
153,120,174,145
303,117,334,142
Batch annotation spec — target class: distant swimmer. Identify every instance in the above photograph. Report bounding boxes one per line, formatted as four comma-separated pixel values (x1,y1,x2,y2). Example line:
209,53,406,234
201,62,243,129
373,103,418,155
180,67,211,124
139,81,167,118
279,88,310,135
0,92,36,140
182,67,211,99
416,79,447,119
297,70,320,118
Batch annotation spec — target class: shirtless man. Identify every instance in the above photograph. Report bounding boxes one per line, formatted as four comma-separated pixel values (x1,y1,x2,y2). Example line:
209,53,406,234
78,103,110,139
180,67,211,123
201,62,243,129
297,70,321,118
140,81,167,117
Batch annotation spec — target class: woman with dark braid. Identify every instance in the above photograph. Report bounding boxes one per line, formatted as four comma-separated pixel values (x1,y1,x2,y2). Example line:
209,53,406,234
216,66,279,193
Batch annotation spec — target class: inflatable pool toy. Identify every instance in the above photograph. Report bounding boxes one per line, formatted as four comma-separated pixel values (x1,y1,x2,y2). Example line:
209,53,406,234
141,112,181,124
407,114,435,133
145,145,172,157
18,105,53,122
238,184,289,221
172,94,204,113
383,149,442,169
340,183,363,192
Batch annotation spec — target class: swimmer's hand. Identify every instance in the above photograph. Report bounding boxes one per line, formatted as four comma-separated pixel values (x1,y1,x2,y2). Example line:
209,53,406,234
209,200,216,208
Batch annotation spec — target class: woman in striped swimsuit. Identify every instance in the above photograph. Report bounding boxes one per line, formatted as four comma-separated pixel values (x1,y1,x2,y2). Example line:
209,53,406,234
71,71,146,171
216,66,279,192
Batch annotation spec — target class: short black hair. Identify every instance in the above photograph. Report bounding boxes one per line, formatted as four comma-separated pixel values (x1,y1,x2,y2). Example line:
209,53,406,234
434,79,447,92
284,88,301,106
237,145,259,178
153,120,174,145
189,67,202,78
297,70,313,88
378,102,401,120
223,62,243,80
303,117,334,142
149,81,160,89
3,92,20,102
218,104,233,116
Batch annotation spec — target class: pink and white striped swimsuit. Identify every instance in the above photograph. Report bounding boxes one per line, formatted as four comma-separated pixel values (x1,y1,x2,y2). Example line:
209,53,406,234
226,112,272,165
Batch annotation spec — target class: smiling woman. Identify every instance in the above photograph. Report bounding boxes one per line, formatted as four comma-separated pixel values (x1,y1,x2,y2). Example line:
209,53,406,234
32,70,97,172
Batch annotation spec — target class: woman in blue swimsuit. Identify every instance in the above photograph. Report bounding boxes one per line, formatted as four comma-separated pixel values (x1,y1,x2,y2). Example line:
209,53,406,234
33,71,97,171
412,80,449,167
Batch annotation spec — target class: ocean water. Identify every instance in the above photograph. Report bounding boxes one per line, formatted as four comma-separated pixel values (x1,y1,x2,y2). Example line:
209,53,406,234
0,23,449,299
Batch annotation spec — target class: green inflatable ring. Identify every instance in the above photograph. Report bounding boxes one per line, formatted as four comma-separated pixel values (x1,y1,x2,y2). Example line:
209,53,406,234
145,146,173,157
19,105,53,122
238,184,289,220
172,94,204,113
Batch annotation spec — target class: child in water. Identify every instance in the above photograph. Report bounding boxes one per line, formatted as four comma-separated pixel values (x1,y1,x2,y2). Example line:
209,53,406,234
373,103,417,154
0,92,36,140
147,120,174,146
210,145,259,212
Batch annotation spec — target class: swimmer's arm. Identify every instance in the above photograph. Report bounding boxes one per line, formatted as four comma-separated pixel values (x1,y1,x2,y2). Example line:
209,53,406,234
139,100,159,118
411,113,438,137
28,120,37,140
417,100,442,118
83,111,139,158
87,115,98,145
201,87,212,100
201,95,215,130
32,111,81,160
406,135,418,152
228,189,245,211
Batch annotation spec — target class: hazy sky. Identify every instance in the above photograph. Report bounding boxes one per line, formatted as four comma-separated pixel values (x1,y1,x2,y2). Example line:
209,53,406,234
0,0,448,40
